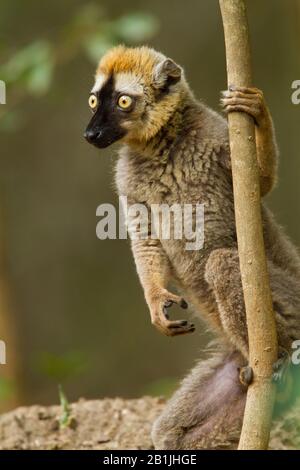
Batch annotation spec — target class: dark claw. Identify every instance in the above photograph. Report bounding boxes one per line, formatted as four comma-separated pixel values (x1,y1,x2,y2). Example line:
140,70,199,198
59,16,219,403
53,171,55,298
163,300,173,318
180,299,188,309
173,327,195,334
168,321,195,332
169,321,188,329
163,308,169,319
229,84,236,92
184,325,195,334
239,365,253,387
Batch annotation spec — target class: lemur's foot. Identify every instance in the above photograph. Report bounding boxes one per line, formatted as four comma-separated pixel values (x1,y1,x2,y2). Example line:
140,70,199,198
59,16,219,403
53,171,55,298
272,348,291,385
148,288,195,337
220,86,268,126
239,365,253,388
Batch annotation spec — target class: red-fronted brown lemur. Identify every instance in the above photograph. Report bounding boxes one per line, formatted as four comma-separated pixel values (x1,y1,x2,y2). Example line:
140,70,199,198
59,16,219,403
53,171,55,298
84,46,300,449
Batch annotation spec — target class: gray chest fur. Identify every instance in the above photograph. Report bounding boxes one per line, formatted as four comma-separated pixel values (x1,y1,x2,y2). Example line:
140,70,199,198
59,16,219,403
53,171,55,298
115,125,237,285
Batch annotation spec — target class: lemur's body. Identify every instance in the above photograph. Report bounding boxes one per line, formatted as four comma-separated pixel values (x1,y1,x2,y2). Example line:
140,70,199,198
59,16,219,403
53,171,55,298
85,46,300,449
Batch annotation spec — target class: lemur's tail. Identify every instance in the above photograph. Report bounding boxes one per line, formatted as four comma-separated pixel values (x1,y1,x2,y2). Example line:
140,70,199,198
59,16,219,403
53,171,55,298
152,348,300,450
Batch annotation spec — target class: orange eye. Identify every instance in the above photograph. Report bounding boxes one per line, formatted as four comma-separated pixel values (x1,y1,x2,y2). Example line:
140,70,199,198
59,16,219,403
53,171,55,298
118,95,133,109
88,94,98,110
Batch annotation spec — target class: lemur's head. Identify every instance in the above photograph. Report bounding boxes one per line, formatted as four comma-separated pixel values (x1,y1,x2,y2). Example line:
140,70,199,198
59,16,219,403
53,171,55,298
84,46,187,148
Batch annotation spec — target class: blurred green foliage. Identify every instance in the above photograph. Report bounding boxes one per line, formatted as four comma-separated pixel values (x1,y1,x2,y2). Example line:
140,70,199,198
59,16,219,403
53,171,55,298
0,377,14,402
0,41,54,95
0,3,159,132
0,0,162,409
0,0,299,411
35,351,88,383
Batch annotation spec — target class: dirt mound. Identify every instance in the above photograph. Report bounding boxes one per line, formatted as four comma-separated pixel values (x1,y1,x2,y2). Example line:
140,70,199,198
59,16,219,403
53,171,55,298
0,396,299,450
0,397,164,450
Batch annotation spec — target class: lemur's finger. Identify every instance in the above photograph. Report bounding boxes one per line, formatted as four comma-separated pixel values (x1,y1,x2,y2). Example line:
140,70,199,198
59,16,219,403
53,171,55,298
222,104,261,119
235,86,264,97
221,90,264,113
221,93,261,104
152,312,195,336
228,85,264,96
169,324,195,336
167,319,191,328
221,90,263,110
223,90,261,99
167,320,195,336
221,99,261,120
221,97,261,109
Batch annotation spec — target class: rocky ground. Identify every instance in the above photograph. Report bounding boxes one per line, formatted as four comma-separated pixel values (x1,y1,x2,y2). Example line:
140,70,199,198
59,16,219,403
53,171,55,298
0,396,299,450
0,397,164,450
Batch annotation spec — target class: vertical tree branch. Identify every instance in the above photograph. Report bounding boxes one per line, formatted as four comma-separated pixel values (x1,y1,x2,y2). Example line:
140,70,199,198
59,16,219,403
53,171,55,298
219,0,278,450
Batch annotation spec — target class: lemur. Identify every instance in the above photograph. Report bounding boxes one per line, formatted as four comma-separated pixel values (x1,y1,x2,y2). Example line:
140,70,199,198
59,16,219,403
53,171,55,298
84,46,300,449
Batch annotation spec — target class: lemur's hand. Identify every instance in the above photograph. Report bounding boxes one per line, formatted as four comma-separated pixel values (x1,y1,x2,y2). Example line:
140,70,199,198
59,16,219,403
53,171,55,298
146,287,195,337
220,86,270,127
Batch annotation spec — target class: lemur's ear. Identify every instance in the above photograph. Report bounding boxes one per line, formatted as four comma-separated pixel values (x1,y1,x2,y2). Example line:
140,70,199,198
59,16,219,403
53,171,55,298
153,58,182,89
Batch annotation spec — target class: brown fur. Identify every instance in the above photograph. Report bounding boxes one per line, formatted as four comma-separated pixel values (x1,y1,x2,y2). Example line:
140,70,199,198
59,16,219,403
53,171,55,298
91,46,300,449
152,347,300,449
97,45,164,81
151,348,247,449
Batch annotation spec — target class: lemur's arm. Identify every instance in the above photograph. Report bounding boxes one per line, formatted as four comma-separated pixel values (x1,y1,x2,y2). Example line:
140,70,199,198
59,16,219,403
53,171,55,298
127,200,194,336
221,86,279,196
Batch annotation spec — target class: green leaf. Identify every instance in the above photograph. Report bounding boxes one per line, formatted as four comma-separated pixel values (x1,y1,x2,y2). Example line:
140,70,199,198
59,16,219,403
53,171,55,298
58,384,71,428
0,41,54,95
26,60,54,95
83,33,114,63
36,351,87,382
113,13,159,42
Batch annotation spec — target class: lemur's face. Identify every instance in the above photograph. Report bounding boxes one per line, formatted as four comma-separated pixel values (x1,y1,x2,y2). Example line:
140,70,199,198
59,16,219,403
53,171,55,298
84,46,183,148
84,73,147,148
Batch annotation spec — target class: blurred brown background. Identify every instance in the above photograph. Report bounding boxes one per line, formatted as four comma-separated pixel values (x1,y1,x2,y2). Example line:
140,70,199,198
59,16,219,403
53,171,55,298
0,0,299,410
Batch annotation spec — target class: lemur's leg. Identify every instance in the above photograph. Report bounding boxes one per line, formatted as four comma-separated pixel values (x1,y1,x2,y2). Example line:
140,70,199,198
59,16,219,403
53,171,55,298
205,248,249,359
205,248,300,366
152,350,246,450
221,86,279,196
127,200,194,336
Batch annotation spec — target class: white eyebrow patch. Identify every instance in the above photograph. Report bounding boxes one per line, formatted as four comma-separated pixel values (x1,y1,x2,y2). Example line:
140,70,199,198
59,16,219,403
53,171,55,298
91,74,107,93
114,73,143,96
